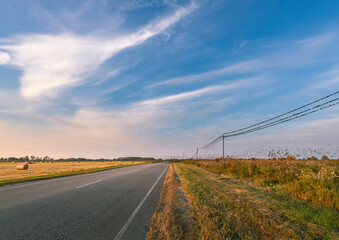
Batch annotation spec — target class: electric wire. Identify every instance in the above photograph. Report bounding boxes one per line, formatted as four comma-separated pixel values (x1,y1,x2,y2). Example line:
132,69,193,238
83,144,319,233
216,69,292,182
221,91,338,136
222,97,339,138
203,99,338,149
201,91,339,149
223,100,339,139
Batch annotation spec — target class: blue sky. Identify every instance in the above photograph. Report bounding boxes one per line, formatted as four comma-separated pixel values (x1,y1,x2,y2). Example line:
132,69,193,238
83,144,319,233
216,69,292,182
0,0,338,158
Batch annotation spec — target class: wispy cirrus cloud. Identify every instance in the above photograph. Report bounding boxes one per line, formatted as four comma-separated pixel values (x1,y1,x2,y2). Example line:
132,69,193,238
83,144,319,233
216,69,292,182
1,0,338,159
309,65,339,90
53,79,255,141
0,51,10,64
295,34,333,48
148,32,336,89
147,60,257,88
0,2,196,99
142,78,255,106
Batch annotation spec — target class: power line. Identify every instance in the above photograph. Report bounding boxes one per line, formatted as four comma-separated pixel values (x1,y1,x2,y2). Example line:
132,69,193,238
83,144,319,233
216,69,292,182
221,91,339,136
202,98,339,149
222,97,339,138
202,134,224,149
202,98,339,148
222,100,338,139
201,91,339,149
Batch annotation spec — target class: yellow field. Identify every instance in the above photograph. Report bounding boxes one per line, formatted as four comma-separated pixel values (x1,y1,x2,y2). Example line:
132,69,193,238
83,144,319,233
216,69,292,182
0,161,144,181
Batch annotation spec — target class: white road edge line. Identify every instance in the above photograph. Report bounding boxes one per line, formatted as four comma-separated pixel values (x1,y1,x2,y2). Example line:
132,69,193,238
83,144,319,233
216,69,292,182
76,180,102,189
114,164,169,240
0,164,151,192
0,178,65,191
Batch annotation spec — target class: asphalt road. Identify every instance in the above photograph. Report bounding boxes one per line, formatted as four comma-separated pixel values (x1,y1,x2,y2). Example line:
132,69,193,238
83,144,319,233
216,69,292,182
0,163,169,240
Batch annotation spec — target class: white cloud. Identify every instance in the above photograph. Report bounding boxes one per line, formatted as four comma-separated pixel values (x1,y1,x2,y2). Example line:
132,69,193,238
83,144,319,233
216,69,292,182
0,51,10,64
295,34,332,48
1,9,338,159
149,33,336,88
0,3,195,99
148,60,259,88
1,104,337,159
309,65,339,90
239,40,248,48
0,74,259,157
142,79,255,106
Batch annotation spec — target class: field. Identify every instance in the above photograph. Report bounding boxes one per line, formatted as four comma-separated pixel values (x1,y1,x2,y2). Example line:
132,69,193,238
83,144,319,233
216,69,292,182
147,160,339,239
0,161,146,184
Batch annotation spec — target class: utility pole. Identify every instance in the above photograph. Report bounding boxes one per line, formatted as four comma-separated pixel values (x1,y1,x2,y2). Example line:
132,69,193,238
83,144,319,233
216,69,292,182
222,135,225,159
196,148,199,160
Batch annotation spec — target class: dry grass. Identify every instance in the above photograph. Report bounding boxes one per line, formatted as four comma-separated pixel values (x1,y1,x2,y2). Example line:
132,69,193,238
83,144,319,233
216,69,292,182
175,163,338,240
185,159,339,209
0,161,145,181
146,164,192,240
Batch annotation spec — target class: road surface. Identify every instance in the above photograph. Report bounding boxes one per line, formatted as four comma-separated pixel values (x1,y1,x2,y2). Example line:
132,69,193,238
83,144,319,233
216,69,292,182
0,163,169,240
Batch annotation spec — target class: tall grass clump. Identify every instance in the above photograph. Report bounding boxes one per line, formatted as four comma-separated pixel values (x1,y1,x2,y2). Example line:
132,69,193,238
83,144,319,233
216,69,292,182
185,159,339,209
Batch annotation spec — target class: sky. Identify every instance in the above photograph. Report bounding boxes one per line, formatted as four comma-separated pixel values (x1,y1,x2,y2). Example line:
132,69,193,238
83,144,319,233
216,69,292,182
0,0,338,159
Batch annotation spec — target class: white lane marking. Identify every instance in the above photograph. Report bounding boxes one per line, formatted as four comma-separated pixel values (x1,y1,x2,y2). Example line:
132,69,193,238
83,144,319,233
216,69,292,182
0,177,71,192
0,164,153,192
114,164,169,240
76,180,102,189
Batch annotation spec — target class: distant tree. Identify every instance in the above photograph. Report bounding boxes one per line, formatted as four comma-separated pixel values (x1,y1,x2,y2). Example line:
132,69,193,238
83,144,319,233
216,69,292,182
321,155,330,161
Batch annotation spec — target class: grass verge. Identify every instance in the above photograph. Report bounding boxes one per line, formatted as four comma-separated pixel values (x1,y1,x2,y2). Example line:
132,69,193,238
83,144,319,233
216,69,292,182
184,159,338,209
146,164,192,240
0,162,151,186
175,163,338,240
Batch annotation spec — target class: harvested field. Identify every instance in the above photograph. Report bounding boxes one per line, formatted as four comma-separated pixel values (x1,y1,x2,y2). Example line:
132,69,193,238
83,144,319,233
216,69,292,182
0,161,145,181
